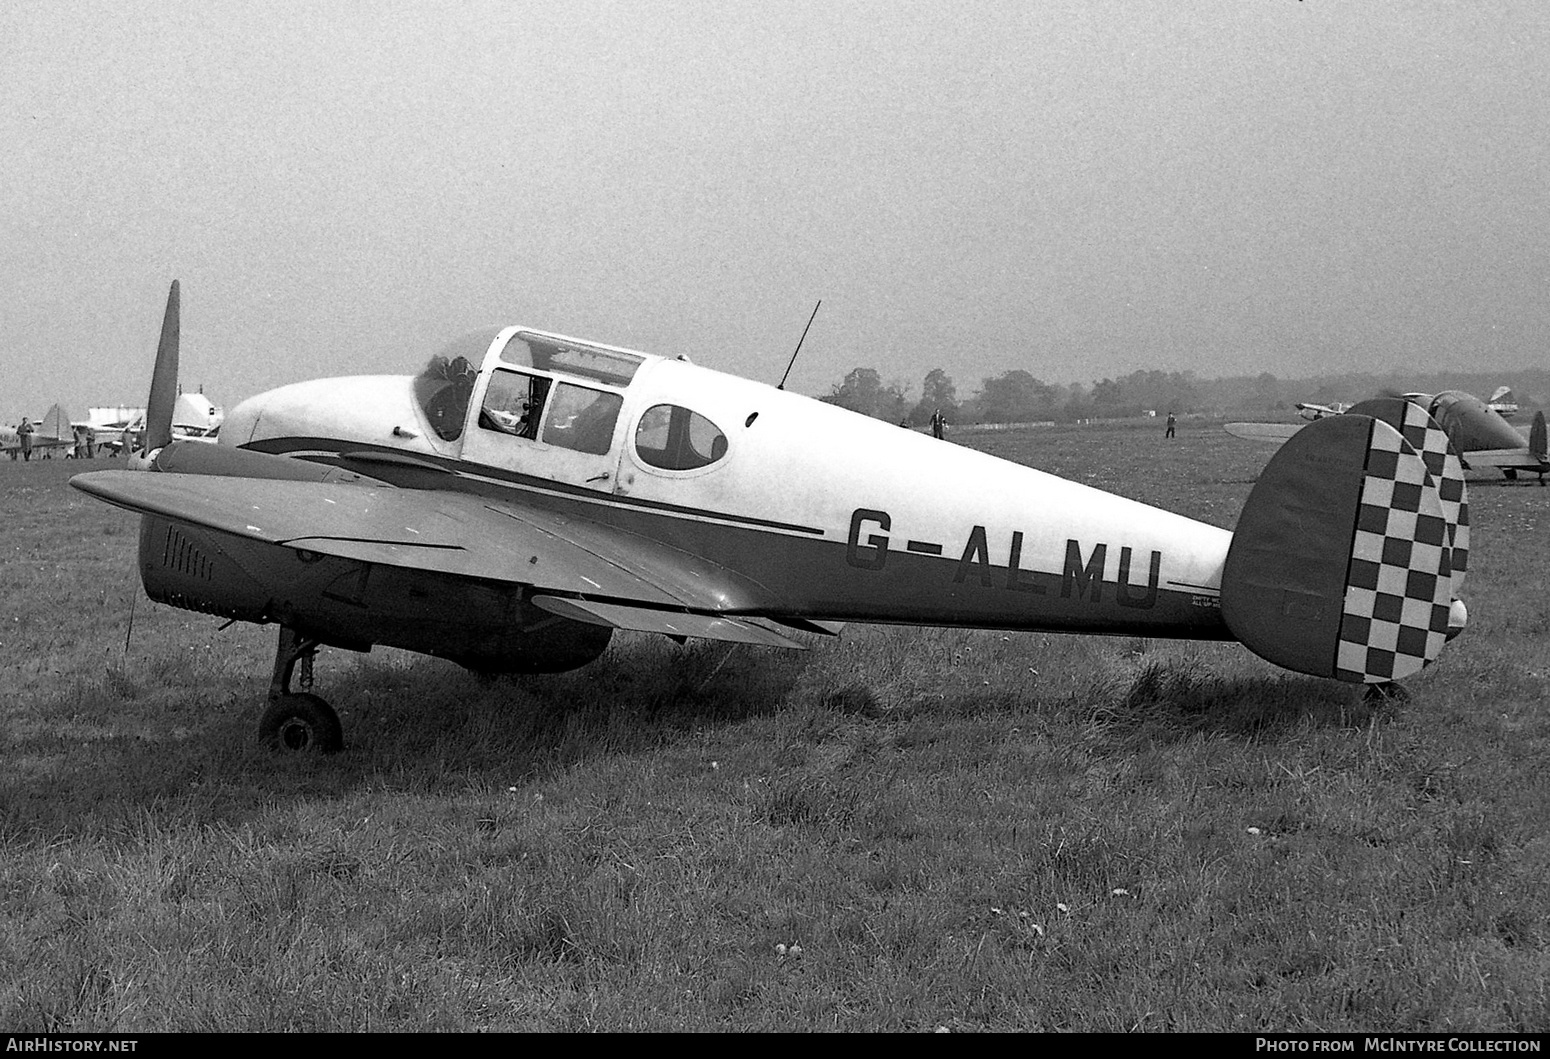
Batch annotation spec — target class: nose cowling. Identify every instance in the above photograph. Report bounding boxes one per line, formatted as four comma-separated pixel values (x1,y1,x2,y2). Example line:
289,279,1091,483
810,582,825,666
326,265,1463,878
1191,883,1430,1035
223,376,424,449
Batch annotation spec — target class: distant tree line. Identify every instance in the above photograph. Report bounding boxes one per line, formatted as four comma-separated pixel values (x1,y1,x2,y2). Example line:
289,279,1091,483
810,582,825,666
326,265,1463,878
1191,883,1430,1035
818,366,1211,425
817,364,1549,425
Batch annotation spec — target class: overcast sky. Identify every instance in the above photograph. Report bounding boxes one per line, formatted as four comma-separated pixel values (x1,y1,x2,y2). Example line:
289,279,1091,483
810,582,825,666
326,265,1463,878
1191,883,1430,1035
3,0,1547,420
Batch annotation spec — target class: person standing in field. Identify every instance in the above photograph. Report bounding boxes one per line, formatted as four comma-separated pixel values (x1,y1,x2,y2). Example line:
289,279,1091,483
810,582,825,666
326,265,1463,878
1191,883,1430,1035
1165,412,1176,439
17,417,34,461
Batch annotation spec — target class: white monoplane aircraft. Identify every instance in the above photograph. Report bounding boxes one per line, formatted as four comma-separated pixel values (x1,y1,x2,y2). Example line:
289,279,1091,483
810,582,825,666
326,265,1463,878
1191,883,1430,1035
1295,401,1350,421
73,283,1471,752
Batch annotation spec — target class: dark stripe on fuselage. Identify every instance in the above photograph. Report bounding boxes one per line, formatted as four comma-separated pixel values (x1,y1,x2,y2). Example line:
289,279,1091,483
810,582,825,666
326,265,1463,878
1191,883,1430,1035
238,436,1234,640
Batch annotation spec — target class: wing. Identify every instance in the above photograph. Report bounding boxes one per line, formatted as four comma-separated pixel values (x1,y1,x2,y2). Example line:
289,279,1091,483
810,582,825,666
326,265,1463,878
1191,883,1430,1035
69,471,798,640
1223,422,1303,445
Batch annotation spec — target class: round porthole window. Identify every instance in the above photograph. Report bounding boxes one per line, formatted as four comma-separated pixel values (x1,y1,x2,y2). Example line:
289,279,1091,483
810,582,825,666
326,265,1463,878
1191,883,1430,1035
635,405,728,470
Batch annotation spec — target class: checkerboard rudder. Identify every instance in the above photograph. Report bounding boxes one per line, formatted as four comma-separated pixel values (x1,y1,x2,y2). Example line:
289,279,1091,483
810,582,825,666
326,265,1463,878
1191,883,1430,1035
1221,414,1460,685
1344,396,1468,598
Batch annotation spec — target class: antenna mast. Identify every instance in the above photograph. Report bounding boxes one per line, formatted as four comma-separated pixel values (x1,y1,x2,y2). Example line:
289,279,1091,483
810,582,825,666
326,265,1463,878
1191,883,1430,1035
777,300,822,391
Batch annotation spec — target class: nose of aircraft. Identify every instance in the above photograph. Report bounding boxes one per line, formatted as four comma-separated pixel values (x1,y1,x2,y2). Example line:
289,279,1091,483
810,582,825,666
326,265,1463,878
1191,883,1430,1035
222,375,424,449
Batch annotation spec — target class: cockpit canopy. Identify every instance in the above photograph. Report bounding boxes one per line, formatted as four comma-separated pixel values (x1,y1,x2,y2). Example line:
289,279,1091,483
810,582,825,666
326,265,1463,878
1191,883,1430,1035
410,326,734,478
412,328,648,444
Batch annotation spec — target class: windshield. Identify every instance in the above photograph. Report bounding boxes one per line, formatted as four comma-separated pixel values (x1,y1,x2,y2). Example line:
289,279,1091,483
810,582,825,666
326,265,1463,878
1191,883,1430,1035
413,328,501,441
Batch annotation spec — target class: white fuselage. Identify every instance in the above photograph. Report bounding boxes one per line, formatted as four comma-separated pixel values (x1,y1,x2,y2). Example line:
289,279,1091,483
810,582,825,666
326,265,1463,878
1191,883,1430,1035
221,327,1233,634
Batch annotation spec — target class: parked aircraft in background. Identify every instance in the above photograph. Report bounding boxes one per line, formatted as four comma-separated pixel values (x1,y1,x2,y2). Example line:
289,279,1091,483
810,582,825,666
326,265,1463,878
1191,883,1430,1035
1228,391,1549,482
1296,401,1350,421
82,408,147,457
82,392,222,455
172,391,223,444
1487,386,1519,419
74,283,1471,753
2,404,76,459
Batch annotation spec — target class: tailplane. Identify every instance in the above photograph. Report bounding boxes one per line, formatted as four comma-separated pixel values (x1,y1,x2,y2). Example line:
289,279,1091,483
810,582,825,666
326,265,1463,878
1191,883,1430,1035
1222,413,1461,684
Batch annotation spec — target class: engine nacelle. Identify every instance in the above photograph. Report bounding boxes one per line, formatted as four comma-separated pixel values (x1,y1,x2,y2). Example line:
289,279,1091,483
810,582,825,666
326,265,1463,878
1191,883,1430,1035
138,516,611,673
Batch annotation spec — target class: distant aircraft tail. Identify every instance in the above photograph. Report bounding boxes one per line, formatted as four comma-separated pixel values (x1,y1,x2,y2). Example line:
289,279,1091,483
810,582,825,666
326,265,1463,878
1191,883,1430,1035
1490,386,1514,404
1222,411,1464,684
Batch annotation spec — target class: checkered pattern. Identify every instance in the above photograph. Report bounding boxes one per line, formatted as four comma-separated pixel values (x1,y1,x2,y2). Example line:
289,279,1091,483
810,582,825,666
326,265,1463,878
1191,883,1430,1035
1354,397,1471,593
1335,419,1455,683
1393,398,1469,591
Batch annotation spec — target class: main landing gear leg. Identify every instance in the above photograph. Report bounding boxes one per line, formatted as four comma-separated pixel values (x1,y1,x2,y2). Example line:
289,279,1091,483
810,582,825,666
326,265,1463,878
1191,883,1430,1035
259,626,344,753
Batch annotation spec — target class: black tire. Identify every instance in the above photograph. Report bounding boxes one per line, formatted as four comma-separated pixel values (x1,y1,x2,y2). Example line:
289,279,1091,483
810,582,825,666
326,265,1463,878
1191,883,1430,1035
259,693,344,753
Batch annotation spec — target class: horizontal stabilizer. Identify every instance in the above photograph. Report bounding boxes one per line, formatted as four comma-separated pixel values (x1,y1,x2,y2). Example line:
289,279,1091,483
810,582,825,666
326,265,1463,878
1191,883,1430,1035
1222,415,1455,684
1223,422,1301,444
529,596,807,649
1460,448,1550,470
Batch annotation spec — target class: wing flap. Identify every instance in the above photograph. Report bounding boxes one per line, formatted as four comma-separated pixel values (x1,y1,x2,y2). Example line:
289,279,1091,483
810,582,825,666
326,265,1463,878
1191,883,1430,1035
529,595,806,648
767,616,845,636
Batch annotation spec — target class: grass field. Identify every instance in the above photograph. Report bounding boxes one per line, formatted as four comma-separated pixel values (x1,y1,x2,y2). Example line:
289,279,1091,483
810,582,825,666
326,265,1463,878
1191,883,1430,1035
2,422,1547,1032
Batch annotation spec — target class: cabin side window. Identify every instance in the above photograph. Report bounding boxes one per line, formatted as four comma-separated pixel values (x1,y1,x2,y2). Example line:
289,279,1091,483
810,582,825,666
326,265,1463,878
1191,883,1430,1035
634,404,728,470
542,383,623,456
478,369,551,441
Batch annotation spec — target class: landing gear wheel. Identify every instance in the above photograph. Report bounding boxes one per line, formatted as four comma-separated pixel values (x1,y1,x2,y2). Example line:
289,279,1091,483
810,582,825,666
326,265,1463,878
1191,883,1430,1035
260,693,343,753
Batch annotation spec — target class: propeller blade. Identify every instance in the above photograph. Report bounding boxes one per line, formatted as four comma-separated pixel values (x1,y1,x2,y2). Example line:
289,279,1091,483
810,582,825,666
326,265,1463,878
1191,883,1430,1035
144,280,180,453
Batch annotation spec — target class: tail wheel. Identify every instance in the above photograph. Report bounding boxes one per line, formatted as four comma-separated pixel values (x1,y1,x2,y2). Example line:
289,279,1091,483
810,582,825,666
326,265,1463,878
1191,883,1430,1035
260,693,343,754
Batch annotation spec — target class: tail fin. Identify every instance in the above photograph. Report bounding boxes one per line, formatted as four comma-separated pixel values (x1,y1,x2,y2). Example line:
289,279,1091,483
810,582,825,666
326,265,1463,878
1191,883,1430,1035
1222,414,1457,684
